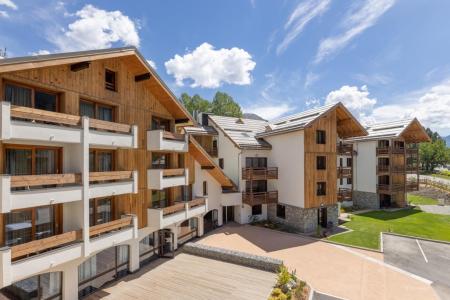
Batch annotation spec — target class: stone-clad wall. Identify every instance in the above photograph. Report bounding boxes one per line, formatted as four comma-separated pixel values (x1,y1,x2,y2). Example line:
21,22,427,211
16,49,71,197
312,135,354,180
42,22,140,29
268,203,338,233
182,243,282,272
353,190,379,209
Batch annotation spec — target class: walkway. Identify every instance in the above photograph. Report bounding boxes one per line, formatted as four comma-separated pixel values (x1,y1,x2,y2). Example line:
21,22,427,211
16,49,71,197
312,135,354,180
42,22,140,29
197,224,438,300
86,253,275,300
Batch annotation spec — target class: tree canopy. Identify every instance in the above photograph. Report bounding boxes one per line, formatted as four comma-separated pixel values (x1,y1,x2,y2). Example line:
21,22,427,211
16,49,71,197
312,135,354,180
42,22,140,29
419,128,450,171
180,91,242,118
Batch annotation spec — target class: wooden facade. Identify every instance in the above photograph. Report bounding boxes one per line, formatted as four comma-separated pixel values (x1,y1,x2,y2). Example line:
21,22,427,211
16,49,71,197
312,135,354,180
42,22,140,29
0,51,205,236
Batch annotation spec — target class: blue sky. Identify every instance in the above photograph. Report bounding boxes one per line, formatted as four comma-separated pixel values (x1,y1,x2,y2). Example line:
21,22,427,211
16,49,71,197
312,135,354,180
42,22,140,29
1,0,450,136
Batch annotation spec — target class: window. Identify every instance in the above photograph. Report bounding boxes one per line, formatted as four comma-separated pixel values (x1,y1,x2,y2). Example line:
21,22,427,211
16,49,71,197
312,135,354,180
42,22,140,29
4,206,56,246
80,99,114,122
245,157,267,168
5,146,61,176
316,182,326,196
89,149,114,172
219,158,224,169
339,157,343,167
246,180,267,193
346,157,352,167
203,181,208,196
1,272,62,300
316,130,326,144
252,205,262,215
276,204,286,219
151,153,170,169
339,178,343,185
316,156,326,170
5,83,58,112
182,185,192,202
347,177,352,185
152,116,171,131
105,69,117,91
89,198,112,226
151,189,168,208
378,140,389,148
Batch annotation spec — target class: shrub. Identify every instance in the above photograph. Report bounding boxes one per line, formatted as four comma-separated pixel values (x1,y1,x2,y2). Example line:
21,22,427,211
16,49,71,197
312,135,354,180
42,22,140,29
277,264,291,287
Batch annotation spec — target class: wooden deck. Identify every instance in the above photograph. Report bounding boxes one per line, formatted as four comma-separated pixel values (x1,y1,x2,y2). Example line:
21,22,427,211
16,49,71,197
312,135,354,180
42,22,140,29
86,253,275,300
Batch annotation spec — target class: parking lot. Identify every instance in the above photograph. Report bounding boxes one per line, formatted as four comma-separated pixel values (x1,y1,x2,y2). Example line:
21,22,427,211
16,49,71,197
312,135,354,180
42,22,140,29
383,233,450,300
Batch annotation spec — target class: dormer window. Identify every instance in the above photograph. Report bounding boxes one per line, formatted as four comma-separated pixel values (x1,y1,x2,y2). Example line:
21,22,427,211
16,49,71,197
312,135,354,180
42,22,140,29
105,69,116,91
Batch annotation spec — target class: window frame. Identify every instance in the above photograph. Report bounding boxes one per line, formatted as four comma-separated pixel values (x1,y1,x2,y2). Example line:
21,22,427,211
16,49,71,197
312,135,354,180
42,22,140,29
316,156,327,170
151,116,172,131
105,69,117,92
316,182,327,196
276,204,286,219
89,197,114,226
4,144,62,175
89,149,115,172
203,181,208,196
218,158,224,169
316,130,326,144
79,98,116,122
4,81,60,112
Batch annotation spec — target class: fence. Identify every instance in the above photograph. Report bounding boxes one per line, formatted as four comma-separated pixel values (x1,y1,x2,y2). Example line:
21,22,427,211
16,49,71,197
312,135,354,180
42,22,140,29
419,178,450,192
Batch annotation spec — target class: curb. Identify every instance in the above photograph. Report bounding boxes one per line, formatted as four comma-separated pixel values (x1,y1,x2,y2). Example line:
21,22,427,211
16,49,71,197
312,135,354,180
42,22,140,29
381,232,450,246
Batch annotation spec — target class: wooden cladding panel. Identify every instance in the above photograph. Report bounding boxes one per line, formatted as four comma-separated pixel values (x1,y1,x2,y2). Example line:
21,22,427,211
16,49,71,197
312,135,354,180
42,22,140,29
304,110,338,208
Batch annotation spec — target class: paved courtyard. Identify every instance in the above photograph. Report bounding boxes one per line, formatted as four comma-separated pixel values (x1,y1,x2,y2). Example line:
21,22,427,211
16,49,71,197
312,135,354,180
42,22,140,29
197,224,439,300
86,253,275,300
383,234,450,300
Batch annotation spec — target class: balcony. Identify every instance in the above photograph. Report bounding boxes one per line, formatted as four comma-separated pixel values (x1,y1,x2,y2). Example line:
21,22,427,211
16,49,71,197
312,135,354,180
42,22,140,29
377,165,390,173
147,198,208,231
0,171,137,213
0,102,137,148
242,191,278,206
89,215,138,254
337,143,353,155
337,188,352,202
147,129,188,152
337,166,352,177
147,168,189,189
376,146,405,156
242,167,278,180
377,183,404,193
0,231,83,285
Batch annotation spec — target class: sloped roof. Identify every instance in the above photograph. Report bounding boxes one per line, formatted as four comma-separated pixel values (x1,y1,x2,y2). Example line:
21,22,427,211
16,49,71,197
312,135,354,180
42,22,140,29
183,125,218,136
208,115,272,149
347,118,430,143
0,47,194,122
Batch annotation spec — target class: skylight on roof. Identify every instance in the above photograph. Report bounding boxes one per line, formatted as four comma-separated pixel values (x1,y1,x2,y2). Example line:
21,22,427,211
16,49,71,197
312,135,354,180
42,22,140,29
289,112,320,122
371,125,405,132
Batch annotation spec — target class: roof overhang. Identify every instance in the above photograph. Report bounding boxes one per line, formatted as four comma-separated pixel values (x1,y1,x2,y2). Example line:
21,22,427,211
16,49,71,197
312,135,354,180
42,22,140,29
332,103,368,138
399,118,431,143
0,47,195,123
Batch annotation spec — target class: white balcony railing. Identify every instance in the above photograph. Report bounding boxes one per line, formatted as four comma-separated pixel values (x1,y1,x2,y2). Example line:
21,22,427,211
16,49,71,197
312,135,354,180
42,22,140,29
147,168,189,189
147,129,188,152
147,198,207,231
0,102,138,148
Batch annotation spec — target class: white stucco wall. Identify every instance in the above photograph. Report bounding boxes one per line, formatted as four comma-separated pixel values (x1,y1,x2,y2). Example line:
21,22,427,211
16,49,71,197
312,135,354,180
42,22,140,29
337,155,353,189
353,141,377,193
264,130,305,208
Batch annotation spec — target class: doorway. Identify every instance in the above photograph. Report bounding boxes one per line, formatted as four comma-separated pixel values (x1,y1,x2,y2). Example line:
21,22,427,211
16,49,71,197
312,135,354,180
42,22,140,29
204,209,218,233
319,207,327,228
158,229,174,258
380,194,392,208
222,206,234,224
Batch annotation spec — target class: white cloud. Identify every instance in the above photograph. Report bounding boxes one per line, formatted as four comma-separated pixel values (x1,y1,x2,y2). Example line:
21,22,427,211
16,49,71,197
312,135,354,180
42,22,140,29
325,85,377,119
243,103,293,121
164,42,256,88
277,0,330,55
315,0,395,63
0,0,17,10
304,72,320,88
146,59,156,70
365,80,450,134
305,98,321,108
30,50,51,56
0,10,8,17
50,4,140,52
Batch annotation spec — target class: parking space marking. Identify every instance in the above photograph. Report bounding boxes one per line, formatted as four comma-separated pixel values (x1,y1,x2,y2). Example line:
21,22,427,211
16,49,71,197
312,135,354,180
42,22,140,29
416,239,429,263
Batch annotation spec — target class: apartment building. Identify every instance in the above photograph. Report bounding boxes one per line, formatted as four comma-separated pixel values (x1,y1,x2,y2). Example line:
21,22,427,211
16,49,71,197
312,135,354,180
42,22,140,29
0,47,236,299
346,119,430,208
189,103,366,232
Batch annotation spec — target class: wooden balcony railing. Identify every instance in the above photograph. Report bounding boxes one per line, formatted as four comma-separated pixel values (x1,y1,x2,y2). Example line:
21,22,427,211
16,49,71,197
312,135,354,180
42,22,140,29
337,188,352,202
11,230,82,260
337,167,352,177
377,183,404,193
10,105,132,134
377,165,390,173
242,167,278,180
162,168,185,177
337,143,353,155
242,191,278,206
376,146,407,155
188,197,206,209
162,131,186,141
89,216,133,237
162,202,186,216
10,171,134,188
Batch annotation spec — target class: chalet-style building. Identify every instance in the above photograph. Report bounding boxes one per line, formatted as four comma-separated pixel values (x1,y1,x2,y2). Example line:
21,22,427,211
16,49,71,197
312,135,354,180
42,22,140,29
188,103,367,232
345,119,430,208
0,47,237,299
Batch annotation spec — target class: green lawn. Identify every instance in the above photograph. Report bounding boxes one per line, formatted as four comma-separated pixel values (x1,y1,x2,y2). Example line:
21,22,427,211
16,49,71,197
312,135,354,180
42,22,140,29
327,209,450,250
407,194,438,205
432,173,450,180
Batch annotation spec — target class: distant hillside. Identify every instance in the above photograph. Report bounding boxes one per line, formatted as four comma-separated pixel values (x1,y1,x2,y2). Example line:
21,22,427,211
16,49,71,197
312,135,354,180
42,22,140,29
242,113,266,121
445,135,450,147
